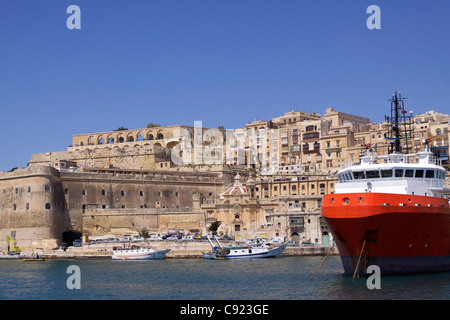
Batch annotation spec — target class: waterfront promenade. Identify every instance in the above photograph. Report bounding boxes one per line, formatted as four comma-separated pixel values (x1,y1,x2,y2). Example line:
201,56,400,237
0,241,338,260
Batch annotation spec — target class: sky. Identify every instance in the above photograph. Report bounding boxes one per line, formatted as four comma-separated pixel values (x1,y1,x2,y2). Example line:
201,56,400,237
0,0,449,172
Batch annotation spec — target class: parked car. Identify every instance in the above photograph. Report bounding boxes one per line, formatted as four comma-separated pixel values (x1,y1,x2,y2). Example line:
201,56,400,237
166,235,178,240
74,239,82,247
302,240,313,245
149,235,162,241
181,235,193,241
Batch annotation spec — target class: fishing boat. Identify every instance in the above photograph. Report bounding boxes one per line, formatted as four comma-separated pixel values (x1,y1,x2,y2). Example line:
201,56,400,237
203,235,287,259
321,91,450,276
112,244,170,260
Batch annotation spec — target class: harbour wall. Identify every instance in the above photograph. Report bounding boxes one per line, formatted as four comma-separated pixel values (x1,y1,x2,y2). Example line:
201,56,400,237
29,242,338,259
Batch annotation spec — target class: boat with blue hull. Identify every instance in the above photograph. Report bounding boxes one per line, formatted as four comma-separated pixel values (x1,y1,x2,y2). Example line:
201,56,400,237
203,235,287,259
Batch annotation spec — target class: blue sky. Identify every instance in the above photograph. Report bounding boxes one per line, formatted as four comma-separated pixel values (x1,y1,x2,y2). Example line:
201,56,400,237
0,0,449,171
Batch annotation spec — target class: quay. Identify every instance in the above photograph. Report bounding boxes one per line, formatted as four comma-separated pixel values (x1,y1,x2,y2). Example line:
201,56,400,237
0,241,338,260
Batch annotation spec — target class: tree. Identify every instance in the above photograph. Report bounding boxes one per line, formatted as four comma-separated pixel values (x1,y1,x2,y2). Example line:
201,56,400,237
208,221,222,235
139,227,150,239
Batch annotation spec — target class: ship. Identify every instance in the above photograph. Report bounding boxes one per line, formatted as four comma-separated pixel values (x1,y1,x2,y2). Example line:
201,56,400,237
112,244,170,260
321,91,450,276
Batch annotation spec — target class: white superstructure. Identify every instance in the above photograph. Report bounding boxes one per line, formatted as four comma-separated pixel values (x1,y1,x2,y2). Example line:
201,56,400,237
335,146,448,198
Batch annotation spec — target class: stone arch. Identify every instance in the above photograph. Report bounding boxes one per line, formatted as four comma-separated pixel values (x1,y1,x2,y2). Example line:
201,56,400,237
137,132,144,141
97,136,105,145
147,132,154,140
107,135,115,144
62,230,82,246
117,134,125,143
127,133,134,142
166,141,179,149
157,130,164,140
88,136,95,145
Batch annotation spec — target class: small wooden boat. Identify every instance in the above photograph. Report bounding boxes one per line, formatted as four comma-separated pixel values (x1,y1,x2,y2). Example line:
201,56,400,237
23,257,47,261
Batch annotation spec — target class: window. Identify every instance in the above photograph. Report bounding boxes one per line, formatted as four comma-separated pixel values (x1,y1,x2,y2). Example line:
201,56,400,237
381,169,393,178
45,185,51,193
28,187,31,193
26,203,29,210
395,169,404,177
405,170,414,178
102,190,106,196
353,171,365,179
45,203,51,210
13,204,17,211
121,190,125,196
82,190,86,195
140,191,144,197
366,170,380,179
425,170,435,178
415,170,424,178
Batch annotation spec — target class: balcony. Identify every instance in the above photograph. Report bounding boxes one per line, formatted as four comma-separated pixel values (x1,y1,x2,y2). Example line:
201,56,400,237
302,132,320,140
302,143,320,153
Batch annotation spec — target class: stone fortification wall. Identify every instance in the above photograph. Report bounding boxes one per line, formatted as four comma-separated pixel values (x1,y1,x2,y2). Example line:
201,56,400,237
0,167,69,251
1,156,250,251
83,208,205,237
28,144,171,171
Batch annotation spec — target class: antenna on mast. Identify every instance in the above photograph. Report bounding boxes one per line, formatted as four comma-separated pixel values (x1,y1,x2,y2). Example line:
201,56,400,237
386,91,414,154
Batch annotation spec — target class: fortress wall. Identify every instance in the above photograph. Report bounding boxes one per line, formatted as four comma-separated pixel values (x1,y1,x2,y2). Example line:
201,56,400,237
83,208,204,237
59,169,229,234
0,167,68,251
1,155,250,250
28,144,169,171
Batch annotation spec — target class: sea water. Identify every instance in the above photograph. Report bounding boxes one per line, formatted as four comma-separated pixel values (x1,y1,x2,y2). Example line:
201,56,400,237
0,256,449,300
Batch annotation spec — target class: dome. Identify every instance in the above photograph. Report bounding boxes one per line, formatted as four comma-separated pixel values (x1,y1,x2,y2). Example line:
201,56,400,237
220,173,247,199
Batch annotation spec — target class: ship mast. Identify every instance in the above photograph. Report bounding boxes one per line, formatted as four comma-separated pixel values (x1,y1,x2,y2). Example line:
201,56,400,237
385,91,414,154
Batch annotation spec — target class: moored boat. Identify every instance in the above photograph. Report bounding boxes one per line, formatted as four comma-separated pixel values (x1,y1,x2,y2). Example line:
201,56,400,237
112,244,170,260
321,91,450,276
203,235,287,259
23,257,47,261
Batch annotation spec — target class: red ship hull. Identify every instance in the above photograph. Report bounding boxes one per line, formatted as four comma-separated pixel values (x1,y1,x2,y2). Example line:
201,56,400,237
321,192,450,275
